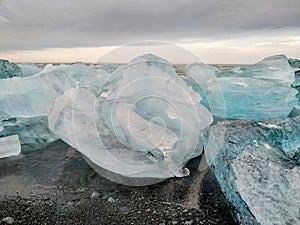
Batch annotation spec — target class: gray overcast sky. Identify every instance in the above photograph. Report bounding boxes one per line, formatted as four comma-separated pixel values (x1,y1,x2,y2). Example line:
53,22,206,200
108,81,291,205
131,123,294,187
0,0,300,63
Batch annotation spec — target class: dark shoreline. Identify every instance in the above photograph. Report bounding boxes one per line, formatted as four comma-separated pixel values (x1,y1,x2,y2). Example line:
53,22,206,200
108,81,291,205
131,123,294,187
0,141,237,225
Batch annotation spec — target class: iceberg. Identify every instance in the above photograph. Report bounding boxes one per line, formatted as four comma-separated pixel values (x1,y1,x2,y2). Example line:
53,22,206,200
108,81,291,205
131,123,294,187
49,54,213,185
0,59,23,79
0,135,21,158
204,116,300,225
186,55,297,120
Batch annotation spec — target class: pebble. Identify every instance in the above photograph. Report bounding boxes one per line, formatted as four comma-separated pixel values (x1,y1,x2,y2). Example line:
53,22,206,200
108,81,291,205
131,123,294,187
91,191,100,198
107,197,117,203
119,206,130,213
1,217,14,224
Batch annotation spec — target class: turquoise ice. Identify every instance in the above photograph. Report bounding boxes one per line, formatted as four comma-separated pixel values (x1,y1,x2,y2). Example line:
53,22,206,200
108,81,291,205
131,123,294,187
186,55,297,120
204,116,300,225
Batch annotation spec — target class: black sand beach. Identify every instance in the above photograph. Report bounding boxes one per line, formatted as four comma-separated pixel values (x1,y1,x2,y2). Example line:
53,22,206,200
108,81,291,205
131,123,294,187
0,141,237,225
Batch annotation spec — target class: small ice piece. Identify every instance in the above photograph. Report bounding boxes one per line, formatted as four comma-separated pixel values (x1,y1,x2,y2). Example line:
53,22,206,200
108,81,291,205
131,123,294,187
0,135,21,158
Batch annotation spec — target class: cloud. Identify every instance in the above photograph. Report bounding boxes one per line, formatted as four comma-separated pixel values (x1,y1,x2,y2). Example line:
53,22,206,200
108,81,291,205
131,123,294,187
0,0,300,51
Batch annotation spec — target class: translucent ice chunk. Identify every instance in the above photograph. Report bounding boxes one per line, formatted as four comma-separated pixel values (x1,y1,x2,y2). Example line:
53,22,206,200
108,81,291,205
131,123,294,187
0,71,76,118
37,63,89,81
18,63,42,77
0,116,58,149
204,116,300,225
186,55,297,120
0,68,76,148
238,54,295,82
0,135,21,158
49,54,213,185
0,59,23,79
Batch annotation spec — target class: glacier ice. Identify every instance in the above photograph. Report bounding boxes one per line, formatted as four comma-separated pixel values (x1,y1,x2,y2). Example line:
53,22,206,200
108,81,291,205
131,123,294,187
79,66,110,96
49,54,213,185
0,69,76,147
0,135,21,158
204,116,300,225
0,53,299,224
237,55,295,82
0,70,76,118
0,116,58,150
18,63,43,77
289,58,300,69
0,60,116,148
39,63,90,81
186,55,297,120
290,69,300,117
0,59,23,79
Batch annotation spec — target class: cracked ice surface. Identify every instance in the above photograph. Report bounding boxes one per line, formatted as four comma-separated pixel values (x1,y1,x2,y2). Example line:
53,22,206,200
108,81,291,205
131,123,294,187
49,54,213,185
204,116,300,225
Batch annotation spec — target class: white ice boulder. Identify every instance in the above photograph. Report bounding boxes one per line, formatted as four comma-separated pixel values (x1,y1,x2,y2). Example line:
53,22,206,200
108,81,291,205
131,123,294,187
49,54,213,185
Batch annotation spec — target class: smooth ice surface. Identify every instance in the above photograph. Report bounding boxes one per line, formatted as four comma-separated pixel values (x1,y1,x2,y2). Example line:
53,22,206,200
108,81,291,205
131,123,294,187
204,116,300,225
0,71,76,118
0,59,23,79
0,135,21,158
186,55,297,120
49,88,178,183
38,63,89,81
18,63,43,77
79,66,110,96
290,69,300,117
237,55,294,82
49,54,213,184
